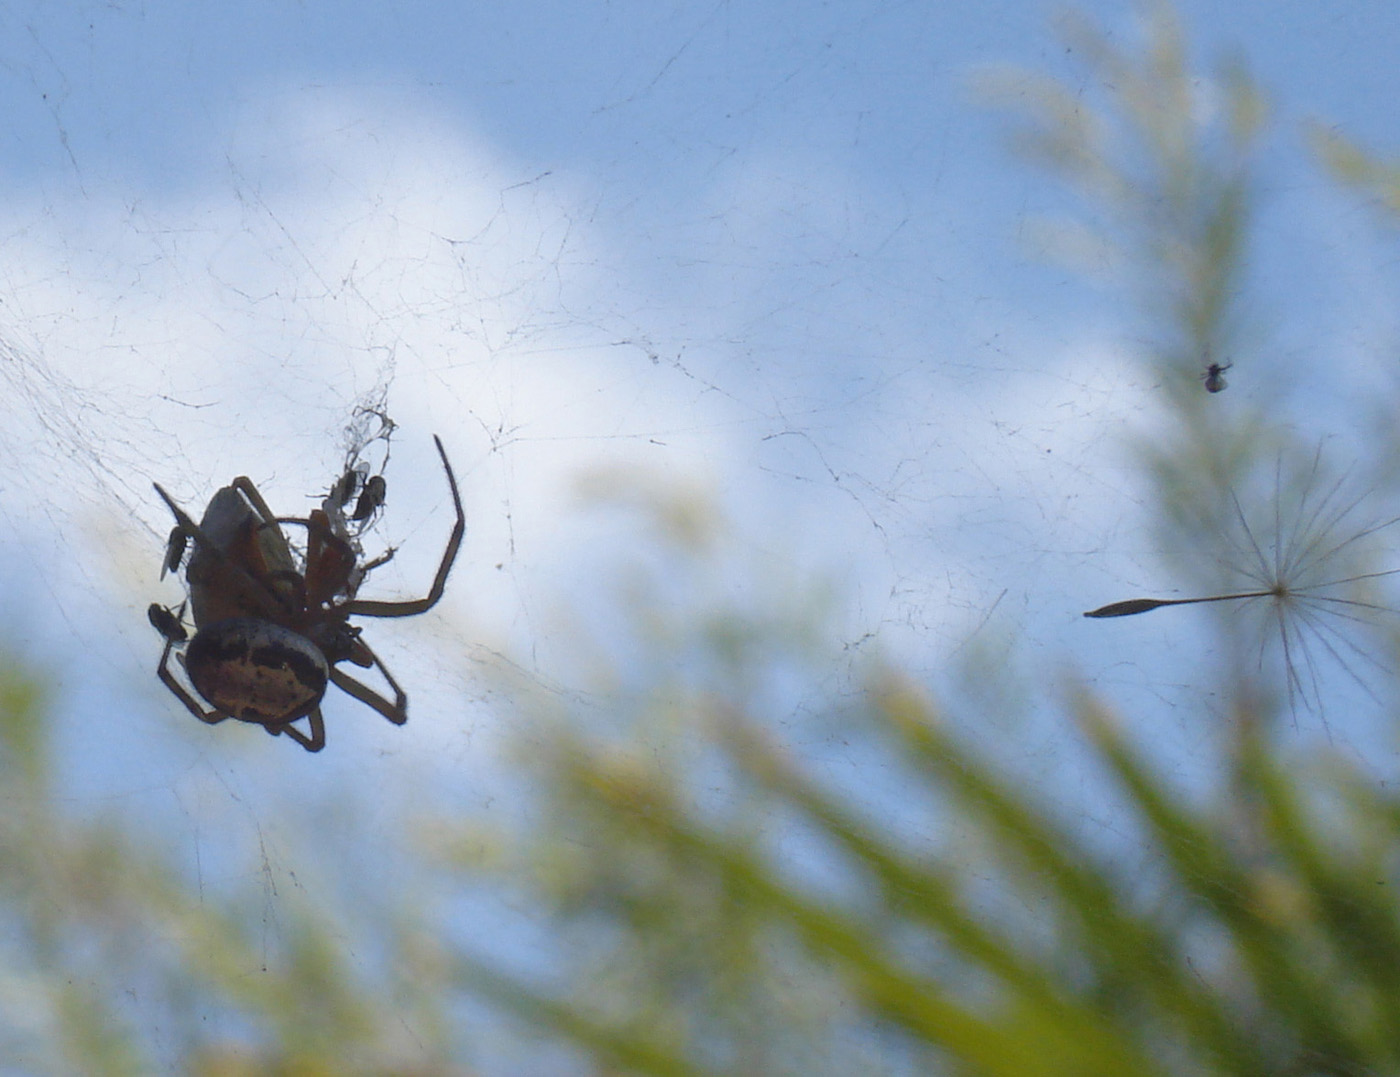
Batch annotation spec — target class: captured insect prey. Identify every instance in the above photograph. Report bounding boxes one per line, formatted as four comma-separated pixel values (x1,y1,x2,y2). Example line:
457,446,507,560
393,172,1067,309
147,436,464,752
161,526,187,579
352,474,387,521
1202,361,1232,393
328,467,362,508
147,602,187,643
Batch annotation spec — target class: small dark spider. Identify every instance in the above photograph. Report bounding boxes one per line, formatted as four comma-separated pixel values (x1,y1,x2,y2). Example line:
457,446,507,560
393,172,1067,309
1202,360,1232,394
148,436,464,752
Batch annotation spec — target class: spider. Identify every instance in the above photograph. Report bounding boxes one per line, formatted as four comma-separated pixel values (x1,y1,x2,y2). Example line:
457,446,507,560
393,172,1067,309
1202,360,1232,394
147,436,464,752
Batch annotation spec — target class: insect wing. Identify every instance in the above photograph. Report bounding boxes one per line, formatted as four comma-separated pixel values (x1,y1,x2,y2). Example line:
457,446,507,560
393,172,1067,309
330,468,361,507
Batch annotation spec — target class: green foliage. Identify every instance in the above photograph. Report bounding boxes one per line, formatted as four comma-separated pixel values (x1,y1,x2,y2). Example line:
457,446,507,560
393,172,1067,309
458,674,1400,1075
1313,125,1400,222
0,659,456,1074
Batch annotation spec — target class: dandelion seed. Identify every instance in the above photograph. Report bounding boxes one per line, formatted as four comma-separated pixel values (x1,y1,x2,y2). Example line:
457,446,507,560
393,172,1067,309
1086,448,1400,722
1085,591,1272,618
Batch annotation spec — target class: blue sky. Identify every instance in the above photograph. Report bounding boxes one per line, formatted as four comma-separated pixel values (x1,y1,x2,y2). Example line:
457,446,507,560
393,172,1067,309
2,2,1400,1053
0,0,1394,751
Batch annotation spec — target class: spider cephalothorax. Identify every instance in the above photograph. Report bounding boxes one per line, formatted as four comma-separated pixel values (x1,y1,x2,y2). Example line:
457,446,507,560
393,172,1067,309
147,436,463,752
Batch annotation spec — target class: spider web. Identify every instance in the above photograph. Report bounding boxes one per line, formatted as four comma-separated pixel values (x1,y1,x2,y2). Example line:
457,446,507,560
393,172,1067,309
0,1,1397,1070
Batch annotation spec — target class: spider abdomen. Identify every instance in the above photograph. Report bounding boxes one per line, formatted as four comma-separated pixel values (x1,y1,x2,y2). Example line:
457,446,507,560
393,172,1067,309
185,618,329,725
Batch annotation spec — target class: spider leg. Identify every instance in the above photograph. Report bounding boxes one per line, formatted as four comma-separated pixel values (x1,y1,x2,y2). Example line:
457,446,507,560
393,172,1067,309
270,709,326,752
228,477,303,588
342,435,464,618
155,633,229,726
152,482,208,541
228,476,281,534
279,513,397,598
360,547,396,574
329,645,408,725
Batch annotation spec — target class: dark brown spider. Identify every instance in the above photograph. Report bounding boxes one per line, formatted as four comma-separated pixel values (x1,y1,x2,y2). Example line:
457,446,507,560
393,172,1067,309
1202,360,1232,393
148,436,464,752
